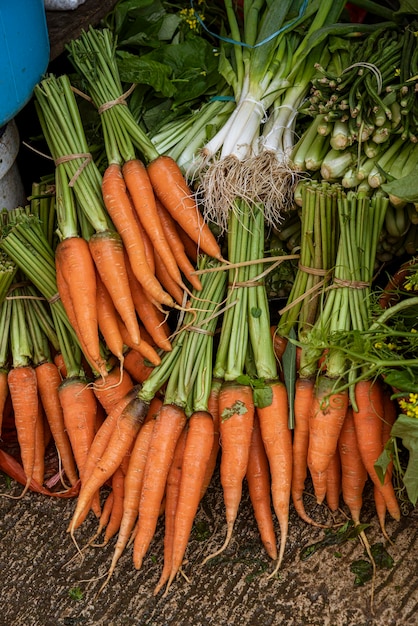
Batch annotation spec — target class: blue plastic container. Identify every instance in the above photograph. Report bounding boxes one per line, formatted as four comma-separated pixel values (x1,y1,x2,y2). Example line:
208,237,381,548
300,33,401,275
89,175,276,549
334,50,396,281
0,1,50,127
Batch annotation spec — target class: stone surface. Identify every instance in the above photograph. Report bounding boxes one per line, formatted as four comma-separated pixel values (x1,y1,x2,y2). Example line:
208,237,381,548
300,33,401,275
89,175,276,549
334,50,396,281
1,469,417,626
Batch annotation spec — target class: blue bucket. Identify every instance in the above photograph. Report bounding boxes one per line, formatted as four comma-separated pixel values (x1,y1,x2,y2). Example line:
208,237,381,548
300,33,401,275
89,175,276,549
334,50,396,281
0,1,50,126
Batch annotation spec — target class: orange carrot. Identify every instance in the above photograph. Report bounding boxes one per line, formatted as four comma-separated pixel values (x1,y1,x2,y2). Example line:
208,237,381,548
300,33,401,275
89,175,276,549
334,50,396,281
68,393,150,534
133,403,187,570
175,223,198,265
199,379,222,501
124,252,172,352
89,229,142,346
93,365,134,414
95,272,125,363
353,379,401,522
147,155,222,260
116,314,161,366
132,208,155,274
0,369,9,438
154,249,186,306
123,348,155,383
154,422,188,596
102,163,175,308
54,353,67,379
203,382,254,564
103,467,125,544
7,366,39,496
246,413,277,561
376,388,398,539
325,450,341,513
155,198,203,292
56,237,106,378
35,361,78,487
164,410,215,594
307,375,349,505
123,159,186,290
257,380,292,575
32,401,45,488
338,406,368,524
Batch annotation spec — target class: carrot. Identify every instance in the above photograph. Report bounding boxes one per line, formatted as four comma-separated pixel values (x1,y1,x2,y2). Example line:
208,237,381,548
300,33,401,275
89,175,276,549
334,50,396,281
377,388,398,540
353,379,401,522
58,376,99,517
256,380,292,575
155,198,203,292
95,272,125,363
94,490,114,540
56,237,106,378
116,314,161,367
93,365,134,414
89,229,142,346
0,369,9,437
164,410,215,594
124,252,172,352
338,406,368,524
101,163,175,309
133,403,187,570
203,382,254,564
199,378,222,501
325,450,341,513
147,155,222,260
68,393,150,534
123,159,186,290
32,401,45,487
54,352,67,379
246,413,277,561
102,467,125,545
35,361,78,487
6,366,39,497
292,377,324,527
123,348,155,383
154,249,186,306
132,207,156,274
154,422,188,596
175,223,198,265
307,375,349,505
270,326,288,363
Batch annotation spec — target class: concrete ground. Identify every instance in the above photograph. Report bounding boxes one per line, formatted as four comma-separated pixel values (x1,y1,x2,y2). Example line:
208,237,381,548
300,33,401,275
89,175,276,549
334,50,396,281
1,465,417,626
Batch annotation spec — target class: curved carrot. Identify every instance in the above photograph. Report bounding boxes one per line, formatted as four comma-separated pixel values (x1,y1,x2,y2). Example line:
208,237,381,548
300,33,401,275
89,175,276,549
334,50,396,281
93,365,134,414
123,348,155,383
154,249,185,306
203,382,254,564
101,162,174,309
246,413,277,561
103,467,125,545
164,411,215,594
155,198,203,292
257,380,292,575
89,229,141,346
7,366,39,497
123,159,185,290
36,361,78,487
115,313,161,367
133,403,187,570
325,450,341,513
338,406,367,524
154,423,188,596
95,273,125,363
308,375,349,505
147,155,222,260
56,237,106,378
353,379,401,522
175,223,198,265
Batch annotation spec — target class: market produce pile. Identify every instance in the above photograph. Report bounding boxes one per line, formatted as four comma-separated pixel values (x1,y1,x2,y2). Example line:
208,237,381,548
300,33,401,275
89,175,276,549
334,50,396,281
1,0,418,601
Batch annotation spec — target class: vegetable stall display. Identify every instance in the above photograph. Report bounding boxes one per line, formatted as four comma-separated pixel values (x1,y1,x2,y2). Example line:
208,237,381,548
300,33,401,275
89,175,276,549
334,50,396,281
1,0,418,607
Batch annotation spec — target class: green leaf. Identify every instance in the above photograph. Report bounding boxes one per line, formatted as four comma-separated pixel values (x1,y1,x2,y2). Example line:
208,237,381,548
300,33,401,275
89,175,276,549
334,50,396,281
384,369,418,393
253,385,273,409
350,559,373,586
371,542,394,570
282,328,297,429
221,399,248,421
391,414,418,505
250,307,262,318
394,0,418,16
382,165,418,203
374,438,395,484
117,51,175,97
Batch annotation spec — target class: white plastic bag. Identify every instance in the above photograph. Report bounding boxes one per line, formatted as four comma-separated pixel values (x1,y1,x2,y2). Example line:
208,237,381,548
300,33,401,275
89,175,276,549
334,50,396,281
44,0,86,10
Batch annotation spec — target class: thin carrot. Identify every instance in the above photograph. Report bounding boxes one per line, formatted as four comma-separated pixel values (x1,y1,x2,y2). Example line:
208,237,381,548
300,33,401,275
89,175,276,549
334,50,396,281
155,198,203,292
116,314,161,366
325,450,341,513
154,423,188,596
0,369,9,437
95,272,125,363
257,380,292,576
123,348,155,383
353,379,401,522
376,387,398,540
101,163,175,309
199,378,222,501
307,375,349,505
133,403,187,570
6,366,39,497
203,382,254,564
124,252,172,352
68,393,150,534
246,413,277,561
132,207,155,275
292,377,324,527
147,155,222,260
35,361,78,487
123,159,186,290
55,237,106,378
93,365,134,414
32,401,45,488
164,410,215,594
154,249,186,306
54,352,67,379
175,223,198,265
338,406,368,525
89,229,141,346
103,467,125,545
